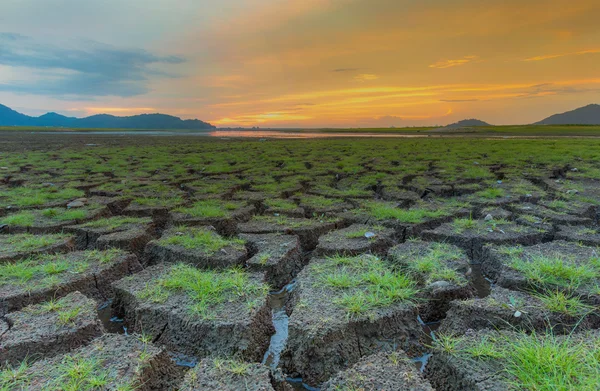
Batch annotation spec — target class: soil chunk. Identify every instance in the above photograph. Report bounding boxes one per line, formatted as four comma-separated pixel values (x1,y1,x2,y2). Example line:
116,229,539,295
282,254,421,386
439,285,599,335
171,200,255,236
481,240,600,304
144,226,247,269
422,218,545,259
388,240,474,321
321,350,434,391
555,224,600,246
0,333,179,390
64,216,156,254
239,215,341,250
0,291,104,365
0,233,74,262
426,329,599,391
240,233,303,289
179,358,276,391
0,249,141,315
315,223,396,256
112,263,273,361
0,204,109,234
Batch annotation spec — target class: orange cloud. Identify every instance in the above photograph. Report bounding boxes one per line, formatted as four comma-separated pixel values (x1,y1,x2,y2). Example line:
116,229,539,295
429,56,479,69
524,49,600,61
354,74,379,82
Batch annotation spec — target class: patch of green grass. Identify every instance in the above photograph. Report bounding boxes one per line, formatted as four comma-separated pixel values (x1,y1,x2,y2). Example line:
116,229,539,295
80,216,150,230
212,359,251,375
366,202,447,223
476,187,506,199
158,227,245,254
264,198,298,210
310,255,418,317
0,211,36,227
505,333,599,390
520,214,542,224
0,250,122,288
391,242,464,284
545,199,569,210
452,215,477,233
0,233,70,252
300,195,340,208
175,199,242,218
41,208,88,221
509,254,599,290
57,307,82,325
497,245,524,257
534,290,594,317
136,264,269,319
0,361,31,389
257,253,271,265
575,227,598,235
2,187,84,208
434,331,600,391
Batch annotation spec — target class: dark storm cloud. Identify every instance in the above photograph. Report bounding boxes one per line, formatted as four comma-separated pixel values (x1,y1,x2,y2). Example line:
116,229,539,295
0,32,185,97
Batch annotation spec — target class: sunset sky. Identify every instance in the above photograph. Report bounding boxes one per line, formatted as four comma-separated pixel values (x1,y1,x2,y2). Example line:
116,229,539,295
1,0,599,127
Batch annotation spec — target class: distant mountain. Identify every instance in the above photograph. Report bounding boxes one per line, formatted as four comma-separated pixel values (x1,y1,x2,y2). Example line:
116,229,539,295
0,104,215,130
445,119,491,128
535,104,600,125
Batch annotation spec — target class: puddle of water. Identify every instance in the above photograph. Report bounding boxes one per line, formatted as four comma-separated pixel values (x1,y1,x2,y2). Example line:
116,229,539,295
470,263,492,298
97,300,126,334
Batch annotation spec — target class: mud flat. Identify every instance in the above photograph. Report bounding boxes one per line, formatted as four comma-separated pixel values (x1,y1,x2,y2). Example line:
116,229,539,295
0,333,179,390
144,226,247,269
0,291,104,365
112,263,273,361
282,254,421,386
0,249,141,315
321,350,434,391
240,233,303,289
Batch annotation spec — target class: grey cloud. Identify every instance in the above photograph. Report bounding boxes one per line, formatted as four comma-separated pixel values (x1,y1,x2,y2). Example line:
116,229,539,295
0,32,185,97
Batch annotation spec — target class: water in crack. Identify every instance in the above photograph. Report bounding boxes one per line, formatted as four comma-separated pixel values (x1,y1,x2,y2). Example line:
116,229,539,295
97,299,126,334
414,315,440,372
262,282,294,369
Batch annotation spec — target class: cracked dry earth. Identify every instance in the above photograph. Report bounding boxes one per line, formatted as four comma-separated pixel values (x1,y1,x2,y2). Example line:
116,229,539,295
0,134,599,390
